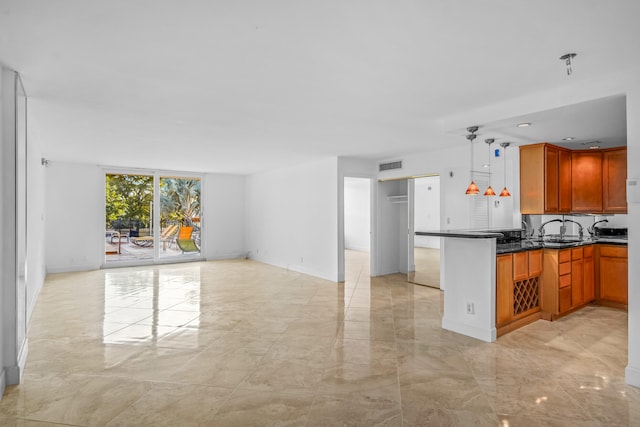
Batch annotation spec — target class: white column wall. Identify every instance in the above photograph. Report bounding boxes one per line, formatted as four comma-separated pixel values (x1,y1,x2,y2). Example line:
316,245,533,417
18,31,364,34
245,157,339,282
625,81,640,388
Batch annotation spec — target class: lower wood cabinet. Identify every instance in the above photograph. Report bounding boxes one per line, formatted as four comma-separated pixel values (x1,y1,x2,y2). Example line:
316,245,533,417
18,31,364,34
541,245,595,320
496,250,542,336
597,245,628,305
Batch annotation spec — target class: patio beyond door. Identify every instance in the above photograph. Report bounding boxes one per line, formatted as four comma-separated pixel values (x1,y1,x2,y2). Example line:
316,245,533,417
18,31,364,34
105,173,202,265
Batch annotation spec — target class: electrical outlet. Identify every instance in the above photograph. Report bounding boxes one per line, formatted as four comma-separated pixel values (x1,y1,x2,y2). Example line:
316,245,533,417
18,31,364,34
466,301,475,315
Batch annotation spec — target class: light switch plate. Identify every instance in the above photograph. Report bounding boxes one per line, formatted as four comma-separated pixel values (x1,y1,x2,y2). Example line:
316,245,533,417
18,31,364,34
627,179,640,203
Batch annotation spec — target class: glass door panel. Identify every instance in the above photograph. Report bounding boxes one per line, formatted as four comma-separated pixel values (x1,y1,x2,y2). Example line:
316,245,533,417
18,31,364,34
159,176,201,260
105,173,154,263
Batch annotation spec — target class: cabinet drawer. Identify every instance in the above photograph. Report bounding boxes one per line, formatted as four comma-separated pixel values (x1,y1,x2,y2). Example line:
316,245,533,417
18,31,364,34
559,262,571,276
559,250,572,263
559,287,572,312
583,245,594,258
559,273,571,288
572,247,583,260
599,246,628,258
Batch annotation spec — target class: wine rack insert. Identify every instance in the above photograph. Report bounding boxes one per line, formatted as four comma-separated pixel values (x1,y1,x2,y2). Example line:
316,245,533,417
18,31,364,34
514,276,540,316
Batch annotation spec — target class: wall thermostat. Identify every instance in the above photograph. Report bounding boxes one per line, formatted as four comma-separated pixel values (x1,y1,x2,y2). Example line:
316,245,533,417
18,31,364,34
627,179,640,203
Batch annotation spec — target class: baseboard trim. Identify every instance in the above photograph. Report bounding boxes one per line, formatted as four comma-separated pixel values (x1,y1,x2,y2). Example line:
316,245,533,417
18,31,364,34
0,368,6,400
442,317,497,343
626,365,640,388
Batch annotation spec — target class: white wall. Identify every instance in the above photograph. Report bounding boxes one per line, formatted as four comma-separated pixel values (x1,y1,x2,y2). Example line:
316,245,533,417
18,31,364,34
245,157,339,282
414,176,440,248
26,139,47,320
378,143,520,231
202,173,245,260
45,162,104,273
0,64,7,394
44,165,246,273
344,177,370,252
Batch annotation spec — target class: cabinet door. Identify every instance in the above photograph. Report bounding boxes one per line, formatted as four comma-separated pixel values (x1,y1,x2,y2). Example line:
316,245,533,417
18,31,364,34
559,287,572,313
572,151,603,212
545,146,559,213
520,144,546,214
600,257,628,304
513,252,529,281
583,256,595,302
559,149,572,212
496,255,513,326
571,259,583,307
603,148,627,213
528,250,543,277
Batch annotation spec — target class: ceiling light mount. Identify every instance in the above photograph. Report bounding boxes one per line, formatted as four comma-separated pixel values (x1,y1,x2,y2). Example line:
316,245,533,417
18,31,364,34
499,142,511,197
560,53,577,76
465,126,480,195
483,138,496,196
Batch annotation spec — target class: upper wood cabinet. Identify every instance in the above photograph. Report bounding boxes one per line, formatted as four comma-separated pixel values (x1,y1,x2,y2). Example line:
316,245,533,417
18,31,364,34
571,151,603,212
603,148,627,213
520,143,571,214
520,144,626,214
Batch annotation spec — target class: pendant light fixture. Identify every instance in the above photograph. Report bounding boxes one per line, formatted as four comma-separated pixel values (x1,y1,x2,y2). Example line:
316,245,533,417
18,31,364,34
483,138,496,196
465,126,480,195
499,142,511,197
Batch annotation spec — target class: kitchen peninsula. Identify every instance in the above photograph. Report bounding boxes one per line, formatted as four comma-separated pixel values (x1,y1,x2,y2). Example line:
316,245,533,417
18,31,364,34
416,228,519,343
418,228,628,343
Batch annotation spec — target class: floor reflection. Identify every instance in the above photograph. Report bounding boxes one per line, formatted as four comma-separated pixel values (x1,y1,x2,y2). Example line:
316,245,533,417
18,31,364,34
0,254,636,426
103,266,201,344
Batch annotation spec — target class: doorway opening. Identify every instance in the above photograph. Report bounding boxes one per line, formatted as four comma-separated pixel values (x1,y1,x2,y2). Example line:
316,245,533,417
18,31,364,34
344,177,371,283
408,175,441,288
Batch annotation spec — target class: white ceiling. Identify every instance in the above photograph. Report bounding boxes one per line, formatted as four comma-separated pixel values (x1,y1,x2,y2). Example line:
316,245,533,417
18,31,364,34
1,1,638,174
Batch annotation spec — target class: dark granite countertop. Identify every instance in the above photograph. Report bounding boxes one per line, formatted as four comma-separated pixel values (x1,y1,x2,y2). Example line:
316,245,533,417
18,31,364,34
415,228,521,239
496,237,627,254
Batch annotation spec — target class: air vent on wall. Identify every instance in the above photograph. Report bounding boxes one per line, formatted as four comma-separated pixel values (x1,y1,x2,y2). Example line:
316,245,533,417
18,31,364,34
379,160,402,172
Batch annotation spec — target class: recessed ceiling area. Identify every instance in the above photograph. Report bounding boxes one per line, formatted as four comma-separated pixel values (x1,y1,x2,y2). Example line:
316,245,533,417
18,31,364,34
463,95,627,150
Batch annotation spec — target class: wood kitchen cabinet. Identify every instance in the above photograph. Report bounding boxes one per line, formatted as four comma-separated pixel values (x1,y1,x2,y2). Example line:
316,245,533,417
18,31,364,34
496,255,513,328
496,250,543,336
542,245,600,320
597,245,628,305
572,151,603,212
541,248,578,320
520,143,571,214
583,245,595,302
603,148,627,213
571,248,584,307
520,144,626,214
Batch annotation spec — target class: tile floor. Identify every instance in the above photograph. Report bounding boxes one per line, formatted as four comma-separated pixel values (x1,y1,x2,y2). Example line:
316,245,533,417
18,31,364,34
0,250,638,426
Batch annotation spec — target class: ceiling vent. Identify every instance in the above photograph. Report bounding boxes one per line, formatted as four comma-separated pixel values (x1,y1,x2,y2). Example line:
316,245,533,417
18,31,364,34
379,160,402,172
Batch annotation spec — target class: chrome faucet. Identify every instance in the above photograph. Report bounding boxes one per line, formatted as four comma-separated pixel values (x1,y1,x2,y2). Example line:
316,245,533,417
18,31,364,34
563,219,584,240
521,220,531,239
538,218,564,239
588,219,609,236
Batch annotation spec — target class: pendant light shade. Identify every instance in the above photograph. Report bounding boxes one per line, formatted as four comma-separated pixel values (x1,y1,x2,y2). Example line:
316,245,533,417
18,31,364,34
499,142,511,197
484,138,495,196
466,181,480,195
465,126,479,195
484,186,496,196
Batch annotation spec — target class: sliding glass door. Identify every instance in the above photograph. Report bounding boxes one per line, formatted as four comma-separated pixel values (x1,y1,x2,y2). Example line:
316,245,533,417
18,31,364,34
159,176,201,260
104,172,202,265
